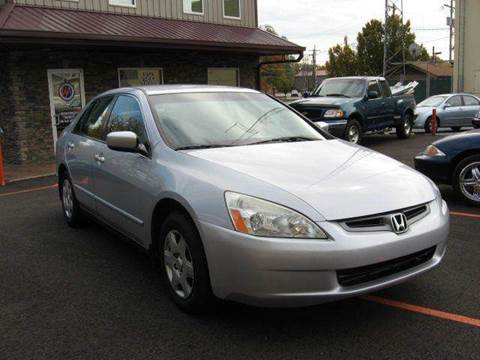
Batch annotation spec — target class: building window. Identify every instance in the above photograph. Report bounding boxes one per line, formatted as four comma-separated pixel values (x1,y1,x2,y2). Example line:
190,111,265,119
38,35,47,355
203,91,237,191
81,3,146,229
224,0,240,19
208,68,239,87
109,0,136,7
118,68,164,87
184,0,204,14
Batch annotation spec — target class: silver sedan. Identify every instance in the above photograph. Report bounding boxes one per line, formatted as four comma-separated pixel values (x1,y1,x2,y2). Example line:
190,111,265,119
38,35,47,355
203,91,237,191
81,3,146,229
414,93,480,133
56,85,449,312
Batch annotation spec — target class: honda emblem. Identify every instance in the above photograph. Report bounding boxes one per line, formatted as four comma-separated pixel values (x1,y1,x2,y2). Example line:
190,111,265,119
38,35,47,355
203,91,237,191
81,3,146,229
390,213,408,234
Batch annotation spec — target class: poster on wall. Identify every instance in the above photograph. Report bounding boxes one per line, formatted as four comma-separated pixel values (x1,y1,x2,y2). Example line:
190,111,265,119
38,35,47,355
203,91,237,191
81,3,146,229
118,68,164,87
47,69,85,146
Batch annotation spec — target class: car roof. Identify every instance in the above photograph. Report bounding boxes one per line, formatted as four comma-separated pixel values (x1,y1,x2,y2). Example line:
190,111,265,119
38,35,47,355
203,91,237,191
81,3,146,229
136,85,260,96
325,76,385,81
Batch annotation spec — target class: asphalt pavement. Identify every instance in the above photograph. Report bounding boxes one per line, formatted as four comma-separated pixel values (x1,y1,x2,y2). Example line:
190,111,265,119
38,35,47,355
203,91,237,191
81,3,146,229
1,132,479,359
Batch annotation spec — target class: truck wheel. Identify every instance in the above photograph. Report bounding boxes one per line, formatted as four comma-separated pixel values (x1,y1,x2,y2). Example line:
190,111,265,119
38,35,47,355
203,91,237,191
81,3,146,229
396,113,413,139
344,119,362,144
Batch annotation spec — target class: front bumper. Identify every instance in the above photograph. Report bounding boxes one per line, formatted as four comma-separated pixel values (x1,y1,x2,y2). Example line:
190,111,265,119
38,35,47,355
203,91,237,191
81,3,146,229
320,119,347,138
200,200,449,307
414,154,451,184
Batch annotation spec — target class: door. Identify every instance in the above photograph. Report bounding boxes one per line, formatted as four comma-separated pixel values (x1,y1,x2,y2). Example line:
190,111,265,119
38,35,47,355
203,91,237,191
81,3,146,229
92,95,152,244
461,95,480,126
378,80,395,126
47,69,86,150
365,80,387,129
442,95,464,127
65,96,115,211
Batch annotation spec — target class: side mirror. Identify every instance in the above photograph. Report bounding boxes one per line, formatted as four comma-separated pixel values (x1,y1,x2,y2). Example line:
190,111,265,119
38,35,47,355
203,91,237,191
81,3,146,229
303,92,310,98
443,104,451,109
315,121,329,133
367,90,380,99
106,131,139,152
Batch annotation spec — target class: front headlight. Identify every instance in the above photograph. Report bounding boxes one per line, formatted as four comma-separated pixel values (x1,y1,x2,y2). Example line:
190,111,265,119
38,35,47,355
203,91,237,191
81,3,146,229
225,192,329,239
423,145,446,157
323,109,345,119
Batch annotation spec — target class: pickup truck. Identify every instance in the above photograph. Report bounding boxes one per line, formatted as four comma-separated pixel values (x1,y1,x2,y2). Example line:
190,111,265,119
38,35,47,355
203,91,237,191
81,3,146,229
290,76,416,144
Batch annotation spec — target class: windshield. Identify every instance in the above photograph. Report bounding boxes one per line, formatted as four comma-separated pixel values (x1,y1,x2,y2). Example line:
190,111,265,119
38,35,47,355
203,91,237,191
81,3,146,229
149,92,325,149
418,96,448,107
312,79,365,98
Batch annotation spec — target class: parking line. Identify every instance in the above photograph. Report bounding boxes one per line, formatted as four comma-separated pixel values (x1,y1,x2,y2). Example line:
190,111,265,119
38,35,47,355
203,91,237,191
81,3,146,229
362,295,480,328
0,184,58,198
450,211,480,220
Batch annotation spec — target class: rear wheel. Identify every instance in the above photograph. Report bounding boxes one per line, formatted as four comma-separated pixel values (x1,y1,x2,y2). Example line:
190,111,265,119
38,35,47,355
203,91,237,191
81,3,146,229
396,113,413,139
453,155,480,207
344,119,362,144
59,173,87,228
158,211,214,313
451,126,462,132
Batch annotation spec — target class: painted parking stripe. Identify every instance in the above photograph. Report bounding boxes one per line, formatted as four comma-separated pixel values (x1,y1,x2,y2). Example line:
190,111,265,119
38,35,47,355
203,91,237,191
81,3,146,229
0,184,58,197
450,211,480,220
362,295,480,328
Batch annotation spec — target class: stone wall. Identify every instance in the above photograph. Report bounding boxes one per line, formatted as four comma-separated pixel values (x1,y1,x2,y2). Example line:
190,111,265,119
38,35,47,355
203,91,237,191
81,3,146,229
1,45,259,164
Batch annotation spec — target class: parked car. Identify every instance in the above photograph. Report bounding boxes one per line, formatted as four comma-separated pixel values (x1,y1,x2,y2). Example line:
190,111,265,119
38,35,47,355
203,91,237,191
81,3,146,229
57,85,449,312
415,129,480,206
290,77,416,144
414,94,480,133
473,111,480,129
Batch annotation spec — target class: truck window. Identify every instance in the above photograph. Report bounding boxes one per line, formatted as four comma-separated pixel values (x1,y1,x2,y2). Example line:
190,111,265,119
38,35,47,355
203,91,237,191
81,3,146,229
379,80,392,97
368,80,381,97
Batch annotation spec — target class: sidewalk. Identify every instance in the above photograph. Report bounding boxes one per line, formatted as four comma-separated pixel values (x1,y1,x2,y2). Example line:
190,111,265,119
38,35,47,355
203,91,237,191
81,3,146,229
4,161,56,184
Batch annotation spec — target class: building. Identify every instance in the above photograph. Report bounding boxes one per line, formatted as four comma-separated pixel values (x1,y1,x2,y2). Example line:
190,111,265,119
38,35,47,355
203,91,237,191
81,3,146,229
388,61,453,103
0,0,303,165
453,0,480,95
294,69,328,92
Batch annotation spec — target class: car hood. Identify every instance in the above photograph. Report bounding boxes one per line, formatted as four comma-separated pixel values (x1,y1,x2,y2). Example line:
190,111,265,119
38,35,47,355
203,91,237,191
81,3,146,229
184,140,436,220
291,97,358,107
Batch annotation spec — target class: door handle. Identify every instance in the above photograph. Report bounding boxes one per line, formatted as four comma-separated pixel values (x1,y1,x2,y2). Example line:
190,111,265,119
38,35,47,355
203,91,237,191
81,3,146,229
94,154,105,164
67,142,75,150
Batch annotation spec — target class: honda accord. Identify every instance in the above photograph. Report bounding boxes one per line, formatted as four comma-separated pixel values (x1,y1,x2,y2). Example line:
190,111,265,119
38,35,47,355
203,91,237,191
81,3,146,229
56,85,449,312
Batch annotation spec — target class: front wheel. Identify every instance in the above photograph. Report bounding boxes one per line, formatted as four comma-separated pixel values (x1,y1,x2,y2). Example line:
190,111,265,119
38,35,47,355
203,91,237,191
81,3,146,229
396,113,413,139
453,155,480,207
158,212,214,313
344,119,362,144
424,118,432,134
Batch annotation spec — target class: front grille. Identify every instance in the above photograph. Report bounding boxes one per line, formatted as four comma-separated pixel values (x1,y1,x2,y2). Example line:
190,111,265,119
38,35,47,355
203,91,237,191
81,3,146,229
337,246,436,287
340,203,429,232
292,106,337,121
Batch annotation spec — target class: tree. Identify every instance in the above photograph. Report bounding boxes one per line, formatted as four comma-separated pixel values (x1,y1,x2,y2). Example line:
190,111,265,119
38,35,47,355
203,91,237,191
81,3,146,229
260,25,296,96
325,38,359,77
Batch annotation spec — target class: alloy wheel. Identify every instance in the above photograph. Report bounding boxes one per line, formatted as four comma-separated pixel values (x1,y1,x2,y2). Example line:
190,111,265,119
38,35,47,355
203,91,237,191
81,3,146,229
164,230,195,299
348,125,360,143
459,161,480,203
404,117,412,135
62,180,74,219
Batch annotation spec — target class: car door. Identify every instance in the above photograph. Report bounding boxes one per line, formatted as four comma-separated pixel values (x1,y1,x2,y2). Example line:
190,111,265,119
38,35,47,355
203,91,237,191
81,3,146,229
365,80,386,129
91,94,153,244
442,95,464,127
378,80,395,126
461,95,480,126
65,96,115,211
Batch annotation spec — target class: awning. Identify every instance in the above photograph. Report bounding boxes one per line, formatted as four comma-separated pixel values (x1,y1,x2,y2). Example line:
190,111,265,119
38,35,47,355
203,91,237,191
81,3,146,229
0,3,304,55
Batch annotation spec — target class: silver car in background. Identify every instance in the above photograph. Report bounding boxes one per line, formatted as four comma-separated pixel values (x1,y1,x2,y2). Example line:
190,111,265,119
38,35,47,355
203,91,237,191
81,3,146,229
56,85,449,313
414,93,480,133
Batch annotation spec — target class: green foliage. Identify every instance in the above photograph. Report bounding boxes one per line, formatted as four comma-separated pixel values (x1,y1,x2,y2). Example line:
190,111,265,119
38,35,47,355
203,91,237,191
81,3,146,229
326,15,430,77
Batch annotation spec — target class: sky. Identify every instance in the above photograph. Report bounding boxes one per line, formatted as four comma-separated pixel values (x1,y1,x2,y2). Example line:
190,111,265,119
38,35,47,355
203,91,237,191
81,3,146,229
258,0,452,64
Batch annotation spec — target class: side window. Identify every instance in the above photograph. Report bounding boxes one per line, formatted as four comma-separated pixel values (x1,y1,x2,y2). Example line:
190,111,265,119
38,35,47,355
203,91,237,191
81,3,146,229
368,81,381,98
446,96,463,107
76,96,115,140
108,95,148,145
463,96,480,106
379,80,392,97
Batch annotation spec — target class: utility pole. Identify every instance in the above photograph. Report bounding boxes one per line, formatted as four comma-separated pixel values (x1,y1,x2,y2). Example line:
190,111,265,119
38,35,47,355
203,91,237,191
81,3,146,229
383,0,388,77
444,0,454,64
312,44,317,90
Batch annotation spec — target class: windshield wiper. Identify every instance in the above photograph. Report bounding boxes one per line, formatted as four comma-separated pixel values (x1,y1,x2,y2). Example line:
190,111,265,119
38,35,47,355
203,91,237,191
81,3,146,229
247,136,318,145
175,144,236,151
325,93,350,98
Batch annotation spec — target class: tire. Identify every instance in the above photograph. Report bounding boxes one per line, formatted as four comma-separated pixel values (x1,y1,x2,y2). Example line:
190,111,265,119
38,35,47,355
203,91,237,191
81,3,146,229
451,126,462,132
158,211,214,313
59,172,87,228
452,154,480,207
396,113,414,139
424,117,432,134
344,119,362,144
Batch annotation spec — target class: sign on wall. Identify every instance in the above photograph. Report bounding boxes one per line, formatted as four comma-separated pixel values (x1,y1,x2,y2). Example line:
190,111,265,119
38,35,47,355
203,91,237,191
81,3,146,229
118,68,164,87
47,69,86,148
208,68,239,87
